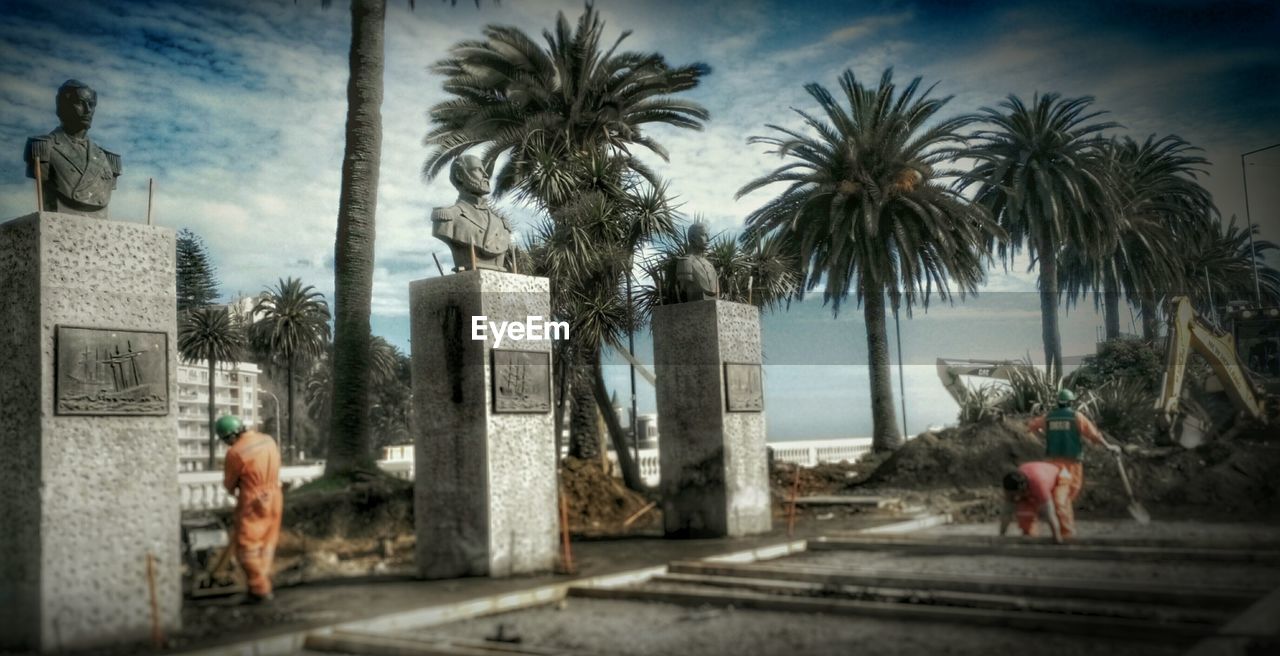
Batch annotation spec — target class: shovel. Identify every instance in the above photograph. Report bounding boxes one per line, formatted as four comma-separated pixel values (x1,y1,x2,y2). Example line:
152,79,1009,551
1112,451,1151,525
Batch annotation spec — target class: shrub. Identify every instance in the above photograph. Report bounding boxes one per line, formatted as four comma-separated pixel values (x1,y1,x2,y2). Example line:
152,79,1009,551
1079,378,1158,444
955,383,1005,424
1075,338,1163,391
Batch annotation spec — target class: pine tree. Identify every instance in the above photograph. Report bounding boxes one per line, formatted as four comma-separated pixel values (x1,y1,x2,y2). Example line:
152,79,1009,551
176,228,220,313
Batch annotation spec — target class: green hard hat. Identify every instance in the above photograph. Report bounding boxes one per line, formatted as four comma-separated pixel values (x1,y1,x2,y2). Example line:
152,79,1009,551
214,415,245,441
1057,388,1077,405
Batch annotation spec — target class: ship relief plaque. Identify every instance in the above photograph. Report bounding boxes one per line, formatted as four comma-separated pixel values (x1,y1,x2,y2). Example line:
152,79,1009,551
724,362,764,412
55,326,169,415
491,349,551,413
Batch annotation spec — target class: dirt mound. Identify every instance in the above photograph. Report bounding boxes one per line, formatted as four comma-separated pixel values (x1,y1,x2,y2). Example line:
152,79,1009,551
770,457,886,500
283,473,414,540
850,416,1280,521
561,456,660,535
864,418,1044,490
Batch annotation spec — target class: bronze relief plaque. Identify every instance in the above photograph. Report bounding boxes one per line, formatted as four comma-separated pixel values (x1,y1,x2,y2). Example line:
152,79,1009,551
55,326,169,415
491,349,551,413
724,362,764,412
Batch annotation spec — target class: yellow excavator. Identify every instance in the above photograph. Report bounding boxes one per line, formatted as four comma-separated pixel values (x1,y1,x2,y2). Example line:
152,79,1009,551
1155,296,1279,446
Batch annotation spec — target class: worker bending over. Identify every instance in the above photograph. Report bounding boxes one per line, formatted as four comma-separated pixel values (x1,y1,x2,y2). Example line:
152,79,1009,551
218,415,283,603
1026,389,1120,538
1000,462,1065,543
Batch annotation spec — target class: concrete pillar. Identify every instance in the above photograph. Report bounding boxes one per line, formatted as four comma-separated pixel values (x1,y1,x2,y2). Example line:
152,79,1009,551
409,270,558,578
653,299,771,538
0,212,181,652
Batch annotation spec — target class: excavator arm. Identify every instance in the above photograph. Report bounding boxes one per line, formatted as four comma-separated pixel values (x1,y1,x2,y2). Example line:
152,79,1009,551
936,358,1023,406
1155,297,1267,445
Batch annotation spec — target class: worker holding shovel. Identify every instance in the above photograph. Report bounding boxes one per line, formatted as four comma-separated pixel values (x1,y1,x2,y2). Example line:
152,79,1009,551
1026,389,1122,538
218,415,283,604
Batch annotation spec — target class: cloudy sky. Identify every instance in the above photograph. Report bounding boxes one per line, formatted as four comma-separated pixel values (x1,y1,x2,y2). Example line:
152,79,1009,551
2,0,1278,438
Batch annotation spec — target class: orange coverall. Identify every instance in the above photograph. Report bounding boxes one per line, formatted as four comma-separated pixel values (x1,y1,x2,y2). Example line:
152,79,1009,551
223,430,283,597
1026,412,1105,538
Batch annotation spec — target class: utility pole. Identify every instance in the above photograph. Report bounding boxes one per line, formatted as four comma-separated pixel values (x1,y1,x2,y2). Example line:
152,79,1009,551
1241,143,1280,305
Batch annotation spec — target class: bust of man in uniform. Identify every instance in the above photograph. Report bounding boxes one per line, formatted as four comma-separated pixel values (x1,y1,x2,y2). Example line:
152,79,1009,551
675,222,719,302
431,155,515,272
24,80,122,218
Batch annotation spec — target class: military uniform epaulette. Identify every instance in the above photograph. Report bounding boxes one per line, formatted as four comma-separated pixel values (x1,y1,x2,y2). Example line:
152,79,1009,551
25,135,52,163
103,148,122,176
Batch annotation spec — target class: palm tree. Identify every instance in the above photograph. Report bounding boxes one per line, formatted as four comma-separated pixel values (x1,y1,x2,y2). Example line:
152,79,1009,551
1180,215,1280,313
963,93,1118,378
178,306,245,470
638,226,801,312
426,5,709,489
738,69,1000,452
423,4,710,194
1060,135,1212,340
523,173,678,490
252,277,331,462
317,0,479,477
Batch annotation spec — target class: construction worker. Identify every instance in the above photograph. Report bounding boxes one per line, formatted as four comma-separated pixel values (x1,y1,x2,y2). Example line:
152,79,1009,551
218,415,282,603
999,462,1065,544
1026,389,1120,538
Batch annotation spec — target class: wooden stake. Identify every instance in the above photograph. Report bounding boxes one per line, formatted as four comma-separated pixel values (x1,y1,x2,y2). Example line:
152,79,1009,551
786,465,801,538
622,501,656,529
146,552,163,648
469,243,478,271
558,484,575,575
33,157,45,212
146,178,155,225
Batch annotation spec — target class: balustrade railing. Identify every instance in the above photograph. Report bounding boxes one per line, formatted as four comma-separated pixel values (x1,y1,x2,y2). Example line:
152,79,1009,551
180,438,874,510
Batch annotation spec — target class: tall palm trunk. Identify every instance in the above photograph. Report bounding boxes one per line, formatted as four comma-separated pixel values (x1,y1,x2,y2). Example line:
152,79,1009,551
1038,233,1064,379
1103,273,1121,341
567,348,603,461
287,356,296,463
327,0,384,476
592,353,643,491
863,283,901,452
207,359,217,470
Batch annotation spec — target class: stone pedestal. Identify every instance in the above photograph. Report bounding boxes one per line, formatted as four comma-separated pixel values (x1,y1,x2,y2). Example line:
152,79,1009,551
653,300,771,538
409,270,558,578
0,212,181,652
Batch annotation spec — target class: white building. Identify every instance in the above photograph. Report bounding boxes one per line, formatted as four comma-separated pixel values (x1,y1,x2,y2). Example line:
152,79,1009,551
176,360,264,471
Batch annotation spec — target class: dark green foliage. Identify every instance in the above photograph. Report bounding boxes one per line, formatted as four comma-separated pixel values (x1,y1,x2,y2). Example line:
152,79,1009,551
252,278,332,461
178,306,245,469
1081,379,1159,444
638,225,799,312
1074,338,1164,391
176,228,220,313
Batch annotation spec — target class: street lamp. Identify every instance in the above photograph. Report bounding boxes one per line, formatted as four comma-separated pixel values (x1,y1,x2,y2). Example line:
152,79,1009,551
1242,142,1280,305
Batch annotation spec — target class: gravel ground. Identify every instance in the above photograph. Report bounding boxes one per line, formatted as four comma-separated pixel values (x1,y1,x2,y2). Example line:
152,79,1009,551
784,550,1280,589
415,598,1184,656
920,520,1280,543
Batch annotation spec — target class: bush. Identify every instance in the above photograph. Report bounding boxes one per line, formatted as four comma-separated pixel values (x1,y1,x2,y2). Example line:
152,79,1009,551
955,383,1005,424
1080,379,1158,444
1075,338,1163,391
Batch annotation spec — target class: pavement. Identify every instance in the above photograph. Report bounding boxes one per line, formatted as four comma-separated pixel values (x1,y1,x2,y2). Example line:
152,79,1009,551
161,507,920,656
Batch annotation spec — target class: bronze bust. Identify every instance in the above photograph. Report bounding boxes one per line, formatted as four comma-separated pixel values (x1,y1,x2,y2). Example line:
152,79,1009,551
675,222,719,302
24,80,121,218
431,155,515,272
